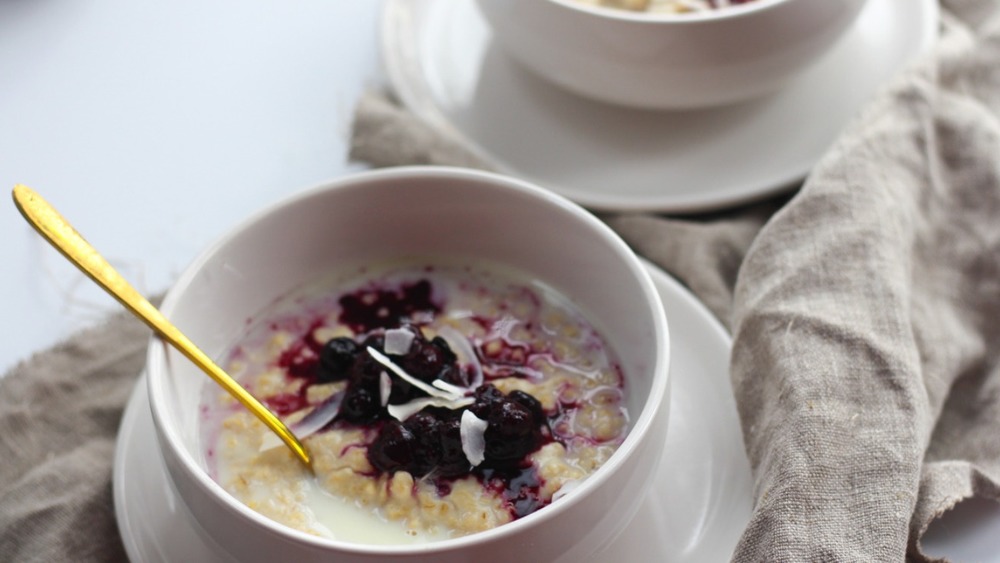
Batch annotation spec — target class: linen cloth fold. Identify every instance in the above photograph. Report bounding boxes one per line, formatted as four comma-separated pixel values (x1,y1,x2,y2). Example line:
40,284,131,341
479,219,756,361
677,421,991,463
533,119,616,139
348,1,1000,560
727,5,1000,559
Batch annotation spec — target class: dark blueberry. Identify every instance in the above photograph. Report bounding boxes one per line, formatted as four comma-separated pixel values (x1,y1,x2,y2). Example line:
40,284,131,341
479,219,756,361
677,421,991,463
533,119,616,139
386,372,421,404
317,337,359,382
430,336,467,386
436,416,471,478
398,337,448,382
374,332,454,403
484,401,543,463
405,411,441,441
402,411,442,476
385,376,418,405
430,336,457,364
436,363,464,388
340,385,381,423
469,384,506,419
421,405,460,422
349,335,387,387
368,421,417,473
509,390,546,424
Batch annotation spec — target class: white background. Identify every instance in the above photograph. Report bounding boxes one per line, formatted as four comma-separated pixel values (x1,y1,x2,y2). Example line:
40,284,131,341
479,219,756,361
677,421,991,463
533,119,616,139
1,0,382,373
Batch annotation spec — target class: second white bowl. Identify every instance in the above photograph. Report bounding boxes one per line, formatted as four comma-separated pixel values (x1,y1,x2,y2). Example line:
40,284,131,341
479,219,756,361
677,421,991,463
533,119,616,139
476,0,868,110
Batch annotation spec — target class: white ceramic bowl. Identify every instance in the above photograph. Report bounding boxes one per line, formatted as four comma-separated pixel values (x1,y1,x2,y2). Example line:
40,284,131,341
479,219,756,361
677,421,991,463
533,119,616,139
146,166,670,562
475,0,868,110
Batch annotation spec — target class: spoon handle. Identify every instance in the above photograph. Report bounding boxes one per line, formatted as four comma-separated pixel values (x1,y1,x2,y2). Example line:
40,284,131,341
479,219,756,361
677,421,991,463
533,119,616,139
12,184,311,468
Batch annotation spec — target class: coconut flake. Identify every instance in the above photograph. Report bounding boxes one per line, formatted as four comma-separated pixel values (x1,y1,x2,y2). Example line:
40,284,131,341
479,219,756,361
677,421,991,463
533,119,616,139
384,327,415,355
259,431,283,452
551,479,582,502
366,346,459,400
460,410,488,467
387,396,474,422
432,378,467,396
259,391,344,452
293,391,344,439
676,0,712,10
436,325,483,389
379,371,392,407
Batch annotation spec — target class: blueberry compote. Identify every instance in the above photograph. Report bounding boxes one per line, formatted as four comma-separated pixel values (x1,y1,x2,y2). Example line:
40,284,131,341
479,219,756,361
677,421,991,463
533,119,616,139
271,291,553,516
205,261,628,542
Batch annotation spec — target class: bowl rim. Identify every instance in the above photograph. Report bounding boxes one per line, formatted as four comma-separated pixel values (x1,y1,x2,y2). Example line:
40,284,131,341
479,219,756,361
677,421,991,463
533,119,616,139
543,0,793,24
146,165,671,555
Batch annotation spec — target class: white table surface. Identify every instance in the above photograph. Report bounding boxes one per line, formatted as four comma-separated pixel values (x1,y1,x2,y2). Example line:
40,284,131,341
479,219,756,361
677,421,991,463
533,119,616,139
1,1,997,560
1,0,383,373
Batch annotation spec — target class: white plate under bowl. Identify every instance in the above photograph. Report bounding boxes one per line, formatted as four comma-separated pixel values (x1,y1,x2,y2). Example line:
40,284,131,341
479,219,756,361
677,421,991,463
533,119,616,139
380,0,938,213
113,262,752,562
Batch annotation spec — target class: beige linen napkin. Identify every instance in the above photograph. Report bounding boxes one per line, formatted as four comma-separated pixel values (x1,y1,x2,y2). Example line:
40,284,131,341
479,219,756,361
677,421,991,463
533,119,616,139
728,2,1000,559
349,1,1000,560
0,311,147,562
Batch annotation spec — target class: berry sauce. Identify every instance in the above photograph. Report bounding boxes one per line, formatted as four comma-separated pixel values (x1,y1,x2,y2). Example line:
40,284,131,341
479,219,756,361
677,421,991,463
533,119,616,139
338,279,439,333
208,263,629,539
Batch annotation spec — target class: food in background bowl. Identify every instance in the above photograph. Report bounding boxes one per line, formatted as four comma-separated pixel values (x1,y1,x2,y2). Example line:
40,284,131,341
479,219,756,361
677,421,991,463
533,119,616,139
147,167,669,563
576,0,758,14
205,260,629,543
476,0,868,109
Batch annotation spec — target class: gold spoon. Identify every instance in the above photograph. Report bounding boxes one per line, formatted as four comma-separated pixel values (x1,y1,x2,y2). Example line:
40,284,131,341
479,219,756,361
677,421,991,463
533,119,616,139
12,184,312,469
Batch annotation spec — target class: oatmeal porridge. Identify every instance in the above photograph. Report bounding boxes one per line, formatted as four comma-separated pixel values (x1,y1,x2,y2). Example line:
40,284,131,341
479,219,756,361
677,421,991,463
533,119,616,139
202,260,629,544
574,0,759,14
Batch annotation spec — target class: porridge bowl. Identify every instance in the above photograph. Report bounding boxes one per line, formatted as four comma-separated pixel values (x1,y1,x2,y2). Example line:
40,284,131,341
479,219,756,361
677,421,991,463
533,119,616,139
146,166,670,562
475,0,868,110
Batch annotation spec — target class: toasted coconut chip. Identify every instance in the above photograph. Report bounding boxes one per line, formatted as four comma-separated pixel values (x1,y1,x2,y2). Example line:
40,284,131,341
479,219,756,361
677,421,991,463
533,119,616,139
384,327,415,355
432,379,467,396
259,391,344,452
460,410,488,467
436,325,483,389
551,479,582,502
379,371,392,407
387,396,474,422
367,346,459,400
259,430,284,453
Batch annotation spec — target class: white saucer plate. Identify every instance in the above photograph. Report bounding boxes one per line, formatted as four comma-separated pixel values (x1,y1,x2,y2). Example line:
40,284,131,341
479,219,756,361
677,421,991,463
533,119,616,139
381,0,938,213
113,262,753,561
